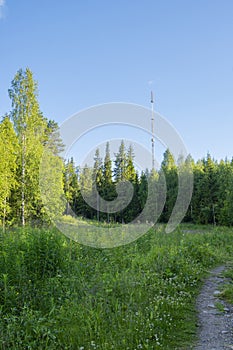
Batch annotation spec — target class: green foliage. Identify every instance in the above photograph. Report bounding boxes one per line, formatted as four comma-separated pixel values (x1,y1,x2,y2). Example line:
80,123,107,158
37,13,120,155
114,140,127,182
2,65,233,228
40,146,65,222
0,68,65,227
8,68,48,225
0,116,18,228
101,142,116,222
219,264,233,305
160,150,178,222
1,68,233,237
0,225,233,349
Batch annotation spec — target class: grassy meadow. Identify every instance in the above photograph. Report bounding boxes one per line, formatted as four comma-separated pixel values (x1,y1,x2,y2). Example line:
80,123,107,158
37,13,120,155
0,224,233,349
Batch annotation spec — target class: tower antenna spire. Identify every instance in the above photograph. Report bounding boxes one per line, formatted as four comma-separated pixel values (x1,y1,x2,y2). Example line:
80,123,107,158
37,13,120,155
151,91,155,169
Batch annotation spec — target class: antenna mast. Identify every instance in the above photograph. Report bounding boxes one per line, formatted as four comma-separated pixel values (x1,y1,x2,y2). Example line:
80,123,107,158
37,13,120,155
151,91,155,169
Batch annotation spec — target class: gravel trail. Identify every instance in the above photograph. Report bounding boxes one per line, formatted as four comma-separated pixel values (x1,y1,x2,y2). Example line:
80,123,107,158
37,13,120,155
194,265,233,350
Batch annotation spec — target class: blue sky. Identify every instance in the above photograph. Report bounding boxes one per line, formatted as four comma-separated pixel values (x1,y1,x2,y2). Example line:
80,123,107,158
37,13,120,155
0,0,233,164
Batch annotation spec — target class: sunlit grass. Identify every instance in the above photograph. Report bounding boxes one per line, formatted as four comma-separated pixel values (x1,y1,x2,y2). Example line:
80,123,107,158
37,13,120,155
0,224,233,349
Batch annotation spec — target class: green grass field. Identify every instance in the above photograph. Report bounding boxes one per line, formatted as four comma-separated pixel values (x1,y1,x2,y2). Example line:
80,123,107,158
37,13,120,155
0,224,233,349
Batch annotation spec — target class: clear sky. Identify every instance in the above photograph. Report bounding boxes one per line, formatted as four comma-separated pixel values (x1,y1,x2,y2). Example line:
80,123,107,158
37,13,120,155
0,0,233,164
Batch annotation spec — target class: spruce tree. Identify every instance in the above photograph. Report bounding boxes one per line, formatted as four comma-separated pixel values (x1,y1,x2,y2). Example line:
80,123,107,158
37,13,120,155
79,165,93,219
92,148,103,220
160,149,178,222
114,140,127,182
64,158,79,215
102,142,116,222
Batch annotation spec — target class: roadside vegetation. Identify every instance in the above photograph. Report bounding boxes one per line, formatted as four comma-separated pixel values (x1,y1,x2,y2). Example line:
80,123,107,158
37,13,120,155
220,264,233,305
1,224,233,349
1,68,233,349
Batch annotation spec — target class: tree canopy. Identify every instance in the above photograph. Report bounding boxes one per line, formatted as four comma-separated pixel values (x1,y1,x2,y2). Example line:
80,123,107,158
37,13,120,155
1,68,233,228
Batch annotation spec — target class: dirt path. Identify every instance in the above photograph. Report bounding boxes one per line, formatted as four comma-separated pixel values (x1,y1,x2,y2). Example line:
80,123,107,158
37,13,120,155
194,265,233,349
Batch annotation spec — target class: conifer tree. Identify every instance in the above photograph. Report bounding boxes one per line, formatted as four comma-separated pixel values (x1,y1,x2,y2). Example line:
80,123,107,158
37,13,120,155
64,158,79,215
114,140,127,182
123,145,139,222
78,165,93,219
217,159,233,225
160,149,178,222
92,148,103,220
102,142,116,222
195,154,218,224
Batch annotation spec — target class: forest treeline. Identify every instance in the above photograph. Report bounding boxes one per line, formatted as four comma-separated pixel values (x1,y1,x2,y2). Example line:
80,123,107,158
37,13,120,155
1,68,233,228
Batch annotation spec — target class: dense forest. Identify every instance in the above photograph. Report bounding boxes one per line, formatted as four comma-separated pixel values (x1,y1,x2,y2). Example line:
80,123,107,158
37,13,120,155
1,68,233,229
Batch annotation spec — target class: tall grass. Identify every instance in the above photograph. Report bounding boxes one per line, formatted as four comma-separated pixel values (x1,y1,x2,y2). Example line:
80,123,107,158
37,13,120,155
0,224,233,349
